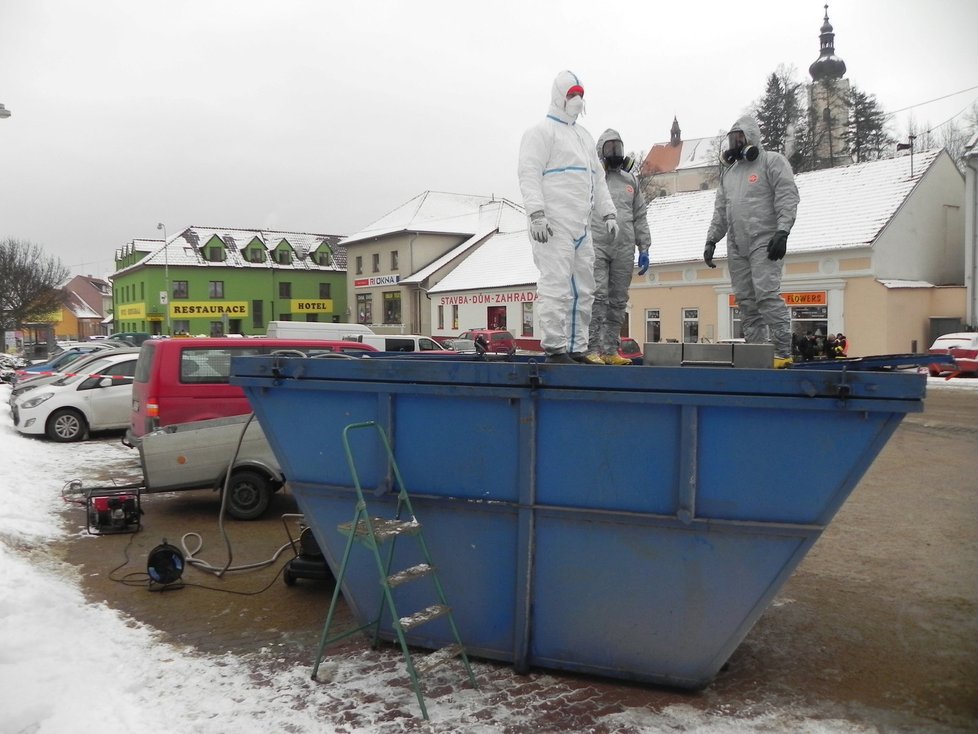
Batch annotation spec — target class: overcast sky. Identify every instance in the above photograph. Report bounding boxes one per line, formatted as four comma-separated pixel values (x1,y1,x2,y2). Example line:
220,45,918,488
1,0,976,279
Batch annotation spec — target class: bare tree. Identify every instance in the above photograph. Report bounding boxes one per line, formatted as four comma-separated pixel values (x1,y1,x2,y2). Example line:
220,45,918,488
0,238,70,351
937,101,978,173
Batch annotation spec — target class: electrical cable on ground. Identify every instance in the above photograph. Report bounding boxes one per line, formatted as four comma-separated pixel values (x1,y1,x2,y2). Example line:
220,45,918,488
176,412,294,578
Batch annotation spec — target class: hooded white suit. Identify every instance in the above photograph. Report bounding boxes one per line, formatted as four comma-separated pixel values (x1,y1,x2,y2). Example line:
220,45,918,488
517,70,616,356
706,115,799,358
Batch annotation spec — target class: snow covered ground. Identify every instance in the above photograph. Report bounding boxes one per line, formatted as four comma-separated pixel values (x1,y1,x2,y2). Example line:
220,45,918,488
1,377,974,734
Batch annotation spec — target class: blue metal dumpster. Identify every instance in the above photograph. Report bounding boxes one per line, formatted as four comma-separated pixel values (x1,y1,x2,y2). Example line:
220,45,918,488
231,356,925,688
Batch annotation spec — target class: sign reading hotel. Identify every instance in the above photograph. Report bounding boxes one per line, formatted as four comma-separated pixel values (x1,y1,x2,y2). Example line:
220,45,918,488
119,303,146,319
438,290,537,305
354,275,400,288
170,301,249,317
729,291,826,307
290,299,333,313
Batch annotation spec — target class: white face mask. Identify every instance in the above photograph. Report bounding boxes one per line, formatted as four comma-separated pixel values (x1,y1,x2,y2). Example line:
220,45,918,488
564,96,584,117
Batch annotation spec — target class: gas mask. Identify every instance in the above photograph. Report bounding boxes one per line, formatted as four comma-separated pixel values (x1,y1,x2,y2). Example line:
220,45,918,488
602,139,625,169
565,96,584,117
721,131,758,164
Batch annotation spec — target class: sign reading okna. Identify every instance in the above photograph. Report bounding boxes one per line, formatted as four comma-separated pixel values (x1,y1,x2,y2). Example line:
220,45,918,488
170,302,249,317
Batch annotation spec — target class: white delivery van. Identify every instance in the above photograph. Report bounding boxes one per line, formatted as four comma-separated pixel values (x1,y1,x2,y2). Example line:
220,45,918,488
354,334,452,353
265,321,374,340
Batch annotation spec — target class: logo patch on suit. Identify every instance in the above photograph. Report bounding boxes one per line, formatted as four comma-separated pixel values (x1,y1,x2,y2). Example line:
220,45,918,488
625,185,634,194
748,174,759,183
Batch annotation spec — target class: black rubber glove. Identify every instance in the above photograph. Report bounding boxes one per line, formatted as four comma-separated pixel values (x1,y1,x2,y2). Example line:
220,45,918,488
767,230,788,261
703,241,717,269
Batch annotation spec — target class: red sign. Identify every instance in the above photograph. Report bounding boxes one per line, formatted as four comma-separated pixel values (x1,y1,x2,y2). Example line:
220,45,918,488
729,291,826,307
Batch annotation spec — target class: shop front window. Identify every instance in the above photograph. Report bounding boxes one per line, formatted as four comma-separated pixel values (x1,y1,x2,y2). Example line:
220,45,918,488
522,302,534,337
383,291,401,325
357,293,372,325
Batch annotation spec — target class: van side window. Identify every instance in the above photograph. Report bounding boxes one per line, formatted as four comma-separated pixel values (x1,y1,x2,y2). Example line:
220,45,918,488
180,348,262,384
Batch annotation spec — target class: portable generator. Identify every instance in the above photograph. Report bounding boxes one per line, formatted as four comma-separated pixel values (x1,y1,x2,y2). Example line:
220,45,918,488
86,486,142,535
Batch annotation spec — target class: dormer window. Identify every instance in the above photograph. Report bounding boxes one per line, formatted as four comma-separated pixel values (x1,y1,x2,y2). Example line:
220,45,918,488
276,250,292,265
207,246,224,262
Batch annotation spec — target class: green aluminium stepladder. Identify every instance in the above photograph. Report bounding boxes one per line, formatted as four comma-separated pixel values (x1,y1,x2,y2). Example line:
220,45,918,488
311,420,478,720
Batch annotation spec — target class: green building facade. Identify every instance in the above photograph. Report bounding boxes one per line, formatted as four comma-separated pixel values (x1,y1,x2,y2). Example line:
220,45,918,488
111,226,348,336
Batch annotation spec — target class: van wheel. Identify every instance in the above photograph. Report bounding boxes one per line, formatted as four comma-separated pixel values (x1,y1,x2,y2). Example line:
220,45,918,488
46,409,88,442
226,469,271,520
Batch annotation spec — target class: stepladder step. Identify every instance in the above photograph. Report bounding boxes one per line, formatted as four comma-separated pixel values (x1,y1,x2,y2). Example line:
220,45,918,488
412,644,464,675
387,563,433,588
399,603,449,631
338,516,422,544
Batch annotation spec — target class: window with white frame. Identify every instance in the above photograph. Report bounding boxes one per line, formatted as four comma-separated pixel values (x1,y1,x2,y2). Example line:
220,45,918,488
645,309,661,343
682,308,699,343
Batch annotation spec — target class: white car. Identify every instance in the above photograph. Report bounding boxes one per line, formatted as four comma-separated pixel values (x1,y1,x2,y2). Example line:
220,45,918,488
12,352,138,442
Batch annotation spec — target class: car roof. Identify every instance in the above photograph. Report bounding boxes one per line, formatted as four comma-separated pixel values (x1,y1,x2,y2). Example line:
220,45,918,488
931,332,978,346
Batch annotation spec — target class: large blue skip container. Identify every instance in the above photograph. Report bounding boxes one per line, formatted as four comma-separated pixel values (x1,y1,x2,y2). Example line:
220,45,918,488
231,356,925,688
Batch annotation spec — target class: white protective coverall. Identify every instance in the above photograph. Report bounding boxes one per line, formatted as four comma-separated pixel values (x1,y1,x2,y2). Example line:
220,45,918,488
517,71,616,356
706,115,799,358
588,128,651,357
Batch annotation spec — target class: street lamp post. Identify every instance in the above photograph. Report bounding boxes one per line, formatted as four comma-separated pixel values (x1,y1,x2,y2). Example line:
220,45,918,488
157,223,170,335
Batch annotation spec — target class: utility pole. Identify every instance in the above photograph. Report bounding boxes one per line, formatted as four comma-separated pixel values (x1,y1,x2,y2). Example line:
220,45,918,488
157,223,170,335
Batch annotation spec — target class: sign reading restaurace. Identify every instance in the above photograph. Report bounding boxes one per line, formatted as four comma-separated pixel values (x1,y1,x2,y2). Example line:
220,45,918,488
170,301,249,317
354,275,400,288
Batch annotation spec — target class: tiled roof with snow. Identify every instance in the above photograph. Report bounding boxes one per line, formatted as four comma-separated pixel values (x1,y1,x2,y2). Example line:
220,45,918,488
114,226,346,276
642,136,717,176
342,191,525,245
428,231,538,293
649,149,943,265
65,292,101,319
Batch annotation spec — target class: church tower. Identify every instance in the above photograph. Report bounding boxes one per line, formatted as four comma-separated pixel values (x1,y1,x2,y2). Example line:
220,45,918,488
807,5,851,169
670,117,681,146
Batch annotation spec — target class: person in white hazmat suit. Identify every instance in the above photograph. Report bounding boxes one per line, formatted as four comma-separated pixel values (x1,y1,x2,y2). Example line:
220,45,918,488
518,71,618,364
705,115,799,368
586,129,651,365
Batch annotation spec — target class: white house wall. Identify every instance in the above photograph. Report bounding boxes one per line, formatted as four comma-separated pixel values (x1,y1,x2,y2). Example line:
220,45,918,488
873,152,965,285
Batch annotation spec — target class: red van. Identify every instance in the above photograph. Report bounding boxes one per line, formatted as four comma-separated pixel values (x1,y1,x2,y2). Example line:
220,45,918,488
125,337,376,446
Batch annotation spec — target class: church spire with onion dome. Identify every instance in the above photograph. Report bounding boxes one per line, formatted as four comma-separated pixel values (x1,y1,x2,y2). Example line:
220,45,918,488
809,4,847,82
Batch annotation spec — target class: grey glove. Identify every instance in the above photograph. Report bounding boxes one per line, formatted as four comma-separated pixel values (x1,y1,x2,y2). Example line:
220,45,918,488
529,211,552,243
704,241,717,269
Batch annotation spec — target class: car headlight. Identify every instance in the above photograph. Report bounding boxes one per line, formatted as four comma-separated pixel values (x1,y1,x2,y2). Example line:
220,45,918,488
20,392,54,409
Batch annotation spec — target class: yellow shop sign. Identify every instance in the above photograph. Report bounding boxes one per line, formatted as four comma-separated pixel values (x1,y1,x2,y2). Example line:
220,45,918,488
119,303,146,319
169,301,249,317
291,299,333,313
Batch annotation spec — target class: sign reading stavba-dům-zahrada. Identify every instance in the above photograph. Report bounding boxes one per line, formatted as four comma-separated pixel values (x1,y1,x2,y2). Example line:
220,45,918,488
170,302,249,316
437,290,537,305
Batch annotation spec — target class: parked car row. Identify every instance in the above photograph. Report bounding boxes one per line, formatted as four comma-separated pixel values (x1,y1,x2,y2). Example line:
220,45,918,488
4,337,379,444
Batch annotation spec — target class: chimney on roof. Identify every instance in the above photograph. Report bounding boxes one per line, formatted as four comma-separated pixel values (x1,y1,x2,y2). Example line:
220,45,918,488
670,117,682,146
